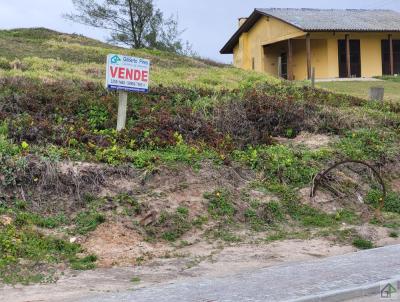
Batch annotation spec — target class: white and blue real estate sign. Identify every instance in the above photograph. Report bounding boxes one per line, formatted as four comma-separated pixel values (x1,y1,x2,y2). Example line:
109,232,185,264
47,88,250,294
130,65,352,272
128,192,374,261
106,54,150,93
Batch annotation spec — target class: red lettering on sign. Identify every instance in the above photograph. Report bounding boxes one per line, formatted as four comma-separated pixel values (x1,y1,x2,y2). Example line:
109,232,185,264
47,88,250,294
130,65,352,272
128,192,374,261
118,68,125,79
109,66,148,82
110,66,118,78
126,69,133,80
134,70,141,81
142,71,148,82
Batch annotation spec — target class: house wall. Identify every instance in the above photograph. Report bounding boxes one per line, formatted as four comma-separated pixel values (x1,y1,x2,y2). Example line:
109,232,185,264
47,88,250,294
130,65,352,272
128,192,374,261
262,38,330,80
233,21,400,80
233,16,305,72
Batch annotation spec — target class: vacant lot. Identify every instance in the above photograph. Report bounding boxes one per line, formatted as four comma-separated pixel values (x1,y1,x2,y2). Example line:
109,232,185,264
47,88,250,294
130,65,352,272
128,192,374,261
1,29,400,294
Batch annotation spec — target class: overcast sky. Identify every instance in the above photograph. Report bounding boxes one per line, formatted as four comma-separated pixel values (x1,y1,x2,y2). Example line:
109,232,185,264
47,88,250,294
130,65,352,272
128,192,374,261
0,0,399,62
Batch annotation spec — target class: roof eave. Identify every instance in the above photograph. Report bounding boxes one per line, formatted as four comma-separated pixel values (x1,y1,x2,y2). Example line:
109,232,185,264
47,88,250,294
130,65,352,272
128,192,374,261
220,9,305,54
307,29,400,32
220,10,261,54
220,9,400,54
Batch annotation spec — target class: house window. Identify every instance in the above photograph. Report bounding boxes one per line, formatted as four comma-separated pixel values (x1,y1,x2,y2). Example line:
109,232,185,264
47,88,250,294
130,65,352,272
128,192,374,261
252,58,255,70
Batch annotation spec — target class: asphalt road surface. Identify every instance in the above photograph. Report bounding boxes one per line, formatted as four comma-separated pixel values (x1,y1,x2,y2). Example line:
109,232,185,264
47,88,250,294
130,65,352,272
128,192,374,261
75,245,400,302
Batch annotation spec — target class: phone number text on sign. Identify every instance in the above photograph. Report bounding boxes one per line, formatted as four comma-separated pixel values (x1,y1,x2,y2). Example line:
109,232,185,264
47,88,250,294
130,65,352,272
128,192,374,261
106,54,150,93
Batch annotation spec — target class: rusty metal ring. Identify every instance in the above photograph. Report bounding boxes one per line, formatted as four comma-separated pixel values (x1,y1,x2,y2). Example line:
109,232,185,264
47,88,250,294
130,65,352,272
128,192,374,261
310,160,386,213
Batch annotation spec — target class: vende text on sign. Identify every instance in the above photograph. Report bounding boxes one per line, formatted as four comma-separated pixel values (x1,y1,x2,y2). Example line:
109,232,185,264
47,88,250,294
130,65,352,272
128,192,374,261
106,54,150,93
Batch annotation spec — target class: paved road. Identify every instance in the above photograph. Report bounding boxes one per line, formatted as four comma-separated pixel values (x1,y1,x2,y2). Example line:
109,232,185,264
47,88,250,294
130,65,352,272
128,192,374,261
77,245,400,302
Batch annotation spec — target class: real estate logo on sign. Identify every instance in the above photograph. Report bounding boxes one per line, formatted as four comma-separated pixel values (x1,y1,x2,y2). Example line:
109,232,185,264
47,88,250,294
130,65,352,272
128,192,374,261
106,54,150,93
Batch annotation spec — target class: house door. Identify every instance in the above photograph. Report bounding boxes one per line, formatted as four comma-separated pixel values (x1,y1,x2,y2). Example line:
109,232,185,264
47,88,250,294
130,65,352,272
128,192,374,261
338,40,361,78
280,53,288,79
382,39,400,75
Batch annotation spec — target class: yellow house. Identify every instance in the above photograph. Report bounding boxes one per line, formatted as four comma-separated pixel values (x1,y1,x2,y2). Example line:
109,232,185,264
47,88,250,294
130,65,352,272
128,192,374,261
220,8,400,80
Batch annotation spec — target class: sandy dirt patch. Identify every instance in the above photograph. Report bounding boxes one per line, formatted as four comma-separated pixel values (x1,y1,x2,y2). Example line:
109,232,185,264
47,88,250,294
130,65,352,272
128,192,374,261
0,238,358,302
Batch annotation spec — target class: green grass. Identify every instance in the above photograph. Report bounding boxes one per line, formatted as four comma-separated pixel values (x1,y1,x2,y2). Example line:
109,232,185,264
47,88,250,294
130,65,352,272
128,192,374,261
210,229,242,242
352,237,374,250
317,80,400,103
205,190,236,219
265,229,310,242
70,254,97,270
366,189,400,214
0,223,96,284
74,211,106,235
145,207,192,242
335,129,400,161
0,28,278,90
131,276,141,283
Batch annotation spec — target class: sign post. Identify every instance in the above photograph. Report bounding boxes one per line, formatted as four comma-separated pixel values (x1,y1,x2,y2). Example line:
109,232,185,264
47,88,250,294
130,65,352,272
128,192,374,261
106,54,150,131
117,91,128,131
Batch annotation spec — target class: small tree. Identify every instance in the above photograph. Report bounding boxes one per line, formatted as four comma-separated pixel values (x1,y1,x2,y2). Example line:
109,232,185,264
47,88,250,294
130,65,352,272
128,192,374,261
65,0,192,54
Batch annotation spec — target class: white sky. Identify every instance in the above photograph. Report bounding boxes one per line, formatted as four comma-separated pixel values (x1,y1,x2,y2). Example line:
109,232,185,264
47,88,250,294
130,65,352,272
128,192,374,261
0,0,399,62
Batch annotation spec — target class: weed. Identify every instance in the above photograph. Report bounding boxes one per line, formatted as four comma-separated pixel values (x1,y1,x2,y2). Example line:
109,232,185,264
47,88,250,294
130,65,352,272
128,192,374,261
234,145,326,187
205,190,236,219
266,230,287,242
262,201,285,224
336,129,399,161
335,209,360,225
146,207,192,242
70,254,97,270
114,193,142,216
211,229,241,242
131,276,141,283
0,222,95,283
192,215,208,228
74,211,106,235
366,189,400,214
352,237,374,250
0,57,10,70
389,231,399,238
15,212,68,229
299,207,336,227
86,104,109,130
244,201,284,231
265,229,310,242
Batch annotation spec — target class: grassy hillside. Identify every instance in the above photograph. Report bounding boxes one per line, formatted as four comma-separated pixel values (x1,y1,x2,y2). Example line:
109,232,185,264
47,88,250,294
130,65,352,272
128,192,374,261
0,28,278,90
0,28,400,285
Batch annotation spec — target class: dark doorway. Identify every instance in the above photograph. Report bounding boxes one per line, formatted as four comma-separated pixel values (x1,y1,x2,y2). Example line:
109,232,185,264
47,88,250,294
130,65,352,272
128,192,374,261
382,39,400,75
338,40,361,78
280,53,288,79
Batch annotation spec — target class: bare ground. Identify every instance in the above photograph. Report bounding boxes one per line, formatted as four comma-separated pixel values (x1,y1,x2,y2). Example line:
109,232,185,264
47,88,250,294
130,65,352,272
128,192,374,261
0,239,360,302
2,132,399,301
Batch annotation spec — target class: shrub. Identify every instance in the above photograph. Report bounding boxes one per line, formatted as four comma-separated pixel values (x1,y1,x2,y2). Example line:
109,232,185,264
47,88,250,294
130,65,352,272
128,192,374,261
87,105,110,130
